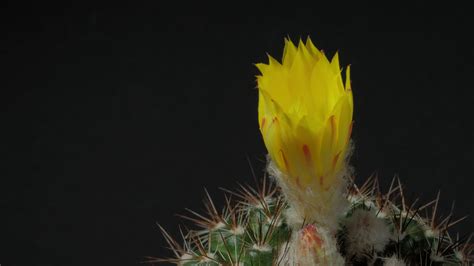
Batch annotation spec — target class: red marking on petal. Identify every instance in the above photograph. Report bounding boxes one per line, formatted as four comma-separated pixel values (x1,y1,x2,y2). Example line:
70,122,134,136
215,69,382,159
302,144,311,164
346,121,353,144
272,117,278,123
268,116,278,129
319,175,324,187
261,117,266,129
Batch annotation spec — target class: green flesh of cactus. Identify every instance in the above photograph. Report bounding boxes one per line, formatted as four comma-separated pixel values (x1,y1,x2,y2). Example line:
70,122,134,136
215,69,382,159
154,176,472,265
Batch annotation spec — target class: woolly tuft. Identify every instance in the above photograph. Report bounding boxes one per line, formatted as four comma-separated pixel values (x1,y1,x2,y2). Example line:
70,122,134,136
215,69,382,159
267,146,353,232
343,208,392,257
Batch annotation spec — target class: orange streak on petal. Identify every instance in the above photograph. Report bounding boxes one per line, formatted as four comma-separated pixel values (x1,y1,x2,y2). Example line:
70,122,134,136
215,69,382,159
302,144,311,164
346,121,353,144
267,116,278,129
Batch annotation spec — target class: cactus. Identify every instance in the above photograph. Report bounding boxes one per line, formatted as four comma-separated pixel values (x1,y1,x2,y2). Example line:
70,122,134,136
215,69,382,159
150,38,472,265
151,174,472,265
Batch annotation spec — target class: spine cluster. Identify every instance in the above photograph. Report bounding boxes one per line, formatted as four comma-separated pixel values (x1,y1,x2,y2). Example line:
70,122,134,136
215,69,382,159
152,173,472,265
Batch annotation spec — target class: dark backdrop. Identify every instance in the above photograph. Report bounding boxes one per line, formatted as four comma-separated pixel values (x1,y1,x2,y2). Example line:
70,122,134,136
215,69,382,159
2,3,473,266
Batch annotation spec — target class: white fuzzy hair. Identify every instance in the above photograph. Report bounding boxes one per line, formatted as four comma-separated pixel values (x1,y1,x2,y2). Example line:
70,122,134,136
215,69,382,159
267,155,352,233
277,224,345,266
343,208,392,257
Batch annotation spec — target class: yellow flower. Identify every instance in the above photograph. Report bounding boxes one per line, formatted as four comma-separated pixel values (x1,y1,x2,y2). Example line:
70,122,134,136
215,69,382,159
257,37,353,191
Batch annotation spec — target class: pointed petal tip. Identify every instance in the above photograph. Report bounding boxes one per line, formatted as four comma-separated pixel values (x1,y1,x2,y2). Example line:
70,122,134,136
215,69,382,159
265,53,281,66
345,65,352,91
298,37,305,47
255,62,268,75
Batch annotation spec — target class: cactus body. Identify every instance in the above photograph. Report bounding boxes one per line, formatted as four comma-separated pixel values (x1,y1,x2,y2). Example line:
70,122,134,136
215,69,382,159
153,174,472,265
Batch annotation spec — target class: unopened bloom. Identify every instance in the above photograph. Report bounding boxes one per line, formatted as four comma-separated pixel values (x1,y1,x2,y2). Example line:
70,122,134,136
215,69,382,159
257,37,353,191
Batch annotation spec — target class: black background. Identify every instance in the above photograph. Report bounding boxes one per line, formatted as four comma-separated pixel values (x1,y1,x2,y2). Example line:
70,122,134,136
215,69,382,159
2,3,473,266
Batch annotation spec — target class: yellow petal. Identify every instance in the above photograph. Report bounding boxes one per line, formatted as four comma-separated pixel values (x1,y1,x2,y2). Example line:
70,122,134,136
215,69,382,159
256,37,354,191
282,38,297,66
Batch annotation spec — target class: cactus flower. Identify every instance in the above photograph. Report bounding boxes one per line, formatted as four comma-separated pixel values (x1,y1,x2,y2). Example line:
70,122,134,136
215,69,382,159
159,37,472,266
257,37,353,191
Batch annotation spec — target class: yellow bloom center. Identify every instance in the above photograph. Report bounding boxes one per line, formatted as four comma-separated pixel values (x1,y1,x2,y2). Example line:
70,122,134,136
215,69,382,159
257,37,353,190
